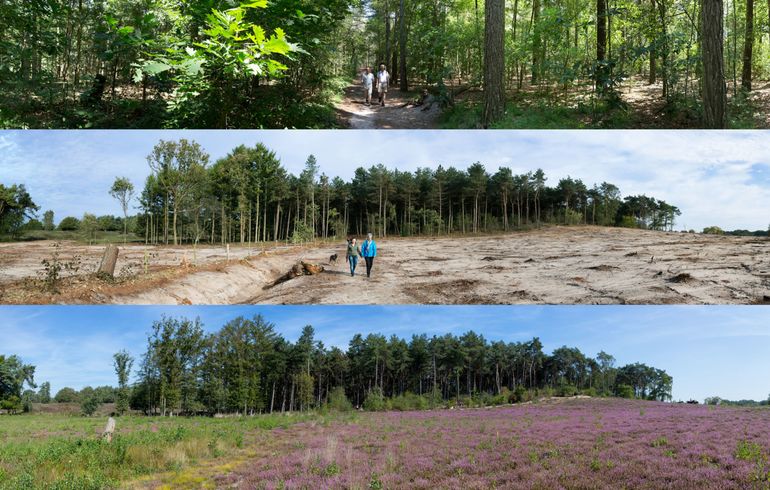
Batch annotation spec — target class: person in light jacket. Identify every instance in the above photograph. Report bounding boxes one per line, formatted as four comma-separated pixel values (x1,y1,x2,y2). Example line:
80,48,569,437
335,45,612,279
360,233,377,278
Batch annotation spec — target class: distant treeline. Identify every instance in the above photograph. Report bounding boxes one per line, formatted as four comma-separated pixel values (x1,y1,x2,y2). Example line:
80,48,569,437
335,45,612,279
704,396,770,407
122,314,673,416
131,139,682,246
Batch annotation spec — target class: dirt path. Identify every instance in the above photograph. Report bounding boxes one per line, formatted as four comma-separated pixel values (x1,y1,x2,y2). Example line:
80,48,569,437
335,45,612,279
335,82,440,129
2,227,768,305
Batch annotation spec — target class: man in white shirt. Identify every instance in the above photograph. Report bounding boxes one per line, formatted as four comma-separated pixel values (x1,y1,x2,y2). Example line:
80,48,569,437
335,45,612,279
361,67,374,106
376,63,390,107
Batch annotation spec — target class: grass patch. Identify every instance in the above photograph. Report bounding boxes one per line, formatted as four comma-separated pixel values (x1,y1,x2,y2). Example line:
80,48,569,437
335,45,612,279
0,230,142,245
0,412,326,489
440,97,634,129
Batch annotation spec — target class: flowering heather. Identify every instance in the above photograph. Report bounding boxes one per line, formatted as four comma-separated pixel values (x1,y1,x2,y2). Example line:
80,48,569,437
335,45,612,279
216,398,770,489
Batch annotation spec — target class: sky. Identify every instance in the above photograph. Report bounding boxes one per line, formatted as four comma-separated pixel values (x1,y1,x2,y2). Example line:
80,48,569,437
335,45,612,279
1,304,768,403
1,130,769,231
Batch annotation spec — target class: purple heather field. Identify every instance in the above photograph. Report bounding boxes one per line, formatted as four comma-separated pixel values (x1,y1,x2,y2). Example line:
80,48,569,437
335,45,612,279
214,398,770,489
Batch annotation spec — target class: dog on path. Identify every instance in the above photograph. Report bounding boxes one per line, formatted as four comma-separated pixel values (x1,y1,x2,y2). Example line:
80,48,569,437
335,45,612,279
329,253,338,265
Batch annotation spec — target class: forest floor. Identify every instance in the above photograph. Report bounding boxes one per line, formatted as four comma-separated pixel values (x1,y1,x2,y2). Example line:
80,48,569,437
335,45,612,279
440,76,770,129
335,81,441,129
1,226,768,305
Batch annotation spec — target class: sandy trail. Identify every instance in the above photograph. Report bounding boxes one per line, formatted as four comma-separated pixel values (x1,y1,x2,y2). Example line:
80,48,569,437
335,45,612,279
1,227,768,305
335,82,440,129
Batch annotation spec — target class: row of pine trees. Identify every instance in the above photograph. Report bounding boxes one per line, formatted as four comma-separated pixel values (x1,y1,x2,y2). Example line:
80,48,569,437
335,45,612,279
135,139,681,246
129,315,673,415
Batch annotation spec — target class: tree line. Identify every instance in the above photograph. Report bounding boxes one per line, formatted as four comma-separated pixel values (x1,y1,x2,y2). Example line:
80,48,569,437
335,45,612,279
127,314,673,415
0,316,674,416
133,139,681,246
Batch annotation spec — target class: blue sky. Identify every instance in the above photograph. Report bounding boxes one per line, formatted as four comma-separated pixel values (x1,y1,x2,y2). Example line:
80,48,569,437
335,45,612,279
1,130,769,230
0,305,768,403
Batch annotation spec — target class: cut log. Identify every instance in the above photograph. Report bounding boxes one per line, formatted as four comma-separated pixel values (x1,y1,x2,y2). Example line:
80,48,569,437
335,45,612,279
102,417,116,443
97,245,119,277
301,261,324,275
266,261,325,289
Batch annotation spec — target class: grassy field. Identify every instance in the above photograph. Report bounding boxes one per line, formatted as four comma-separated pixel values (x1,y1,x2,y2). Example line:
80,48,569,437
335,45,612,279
2,398,769,489
0,230,143,245
0,410,333,489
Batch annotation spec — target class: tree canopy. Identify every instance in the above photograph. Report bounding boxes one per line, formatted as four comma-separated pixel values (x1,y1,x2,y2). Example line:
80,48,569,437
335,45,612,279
0,355,36,413
129,314,674,415
135,139,681,245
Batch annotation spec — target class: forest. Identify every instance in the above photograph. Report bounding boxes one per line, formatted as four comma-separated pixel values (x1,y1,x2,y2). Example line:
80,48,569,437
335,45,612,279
5,139,680,245
1,0,768,128
0,314,674,417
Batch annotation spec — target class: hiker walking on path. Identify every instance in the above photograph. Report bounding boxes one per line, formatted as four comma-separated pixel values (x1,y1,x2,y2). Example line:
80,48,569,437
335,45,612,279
347,238,362,277
376,63,390,107
361,67,374,106
360,233,377,278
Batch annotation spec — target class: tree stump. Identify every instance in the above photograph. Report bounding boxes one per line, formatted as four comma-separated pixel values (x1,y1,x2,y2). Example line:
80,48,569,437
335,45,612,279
98,245,119,277
102,417,116,443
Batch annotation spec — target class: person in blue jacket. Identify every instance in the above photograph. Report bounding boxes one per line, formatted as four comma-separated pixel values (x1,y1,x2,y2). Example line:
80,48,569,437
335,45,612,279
360,233,377,278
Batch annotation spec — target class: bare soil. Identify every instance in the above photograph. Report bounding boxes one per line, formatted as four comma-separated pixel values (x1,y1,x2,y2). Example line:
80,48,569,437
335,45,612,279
335,82,441,129
1,227,768,305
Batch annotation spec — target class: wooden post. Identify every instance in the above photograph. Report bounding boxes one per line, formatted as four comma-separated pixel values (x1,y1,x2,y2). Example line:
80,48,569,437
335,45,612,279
98,245,119,277
102,417,116,443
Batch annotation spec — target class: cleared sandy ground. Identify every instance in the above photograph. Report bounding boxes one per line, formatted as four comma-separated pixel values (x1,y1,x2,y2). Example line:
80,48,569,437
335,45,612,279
1,226,768,304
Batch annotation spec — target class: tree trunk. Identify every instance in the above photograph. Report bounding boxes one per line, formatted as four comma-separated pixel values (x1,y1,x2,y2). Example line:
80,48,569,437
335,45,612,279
531,0,541,84
483,0,506,127
98,245,119,277
398,0,408,91
700,0,727,128
741,0,753,91
596,0,608,91
385,1,391,66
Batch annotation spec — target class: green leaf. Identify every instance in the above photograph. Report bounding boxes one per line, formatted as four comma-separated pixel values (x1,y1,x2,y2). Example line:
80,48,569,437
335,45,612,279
263,37,292,56
132,67,144,83
143,61,172,75
180,58,205,77
241,0,268,8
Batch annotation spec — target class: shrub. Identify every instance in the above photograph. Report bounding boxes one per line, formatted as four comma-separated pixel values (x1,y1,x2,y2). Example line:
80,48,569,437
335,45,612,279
616,384,634,399
326,387,353,412
390,392,429,411
735,440,764,463
510,386,529,403
290,220,314,244
54,387,80,403
362,387,386,412
619,215,638,228
557,384,579,397
581,387,598,397
24,219,44,231
702,226,725,235
58,216,80,231
80,395,100,416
